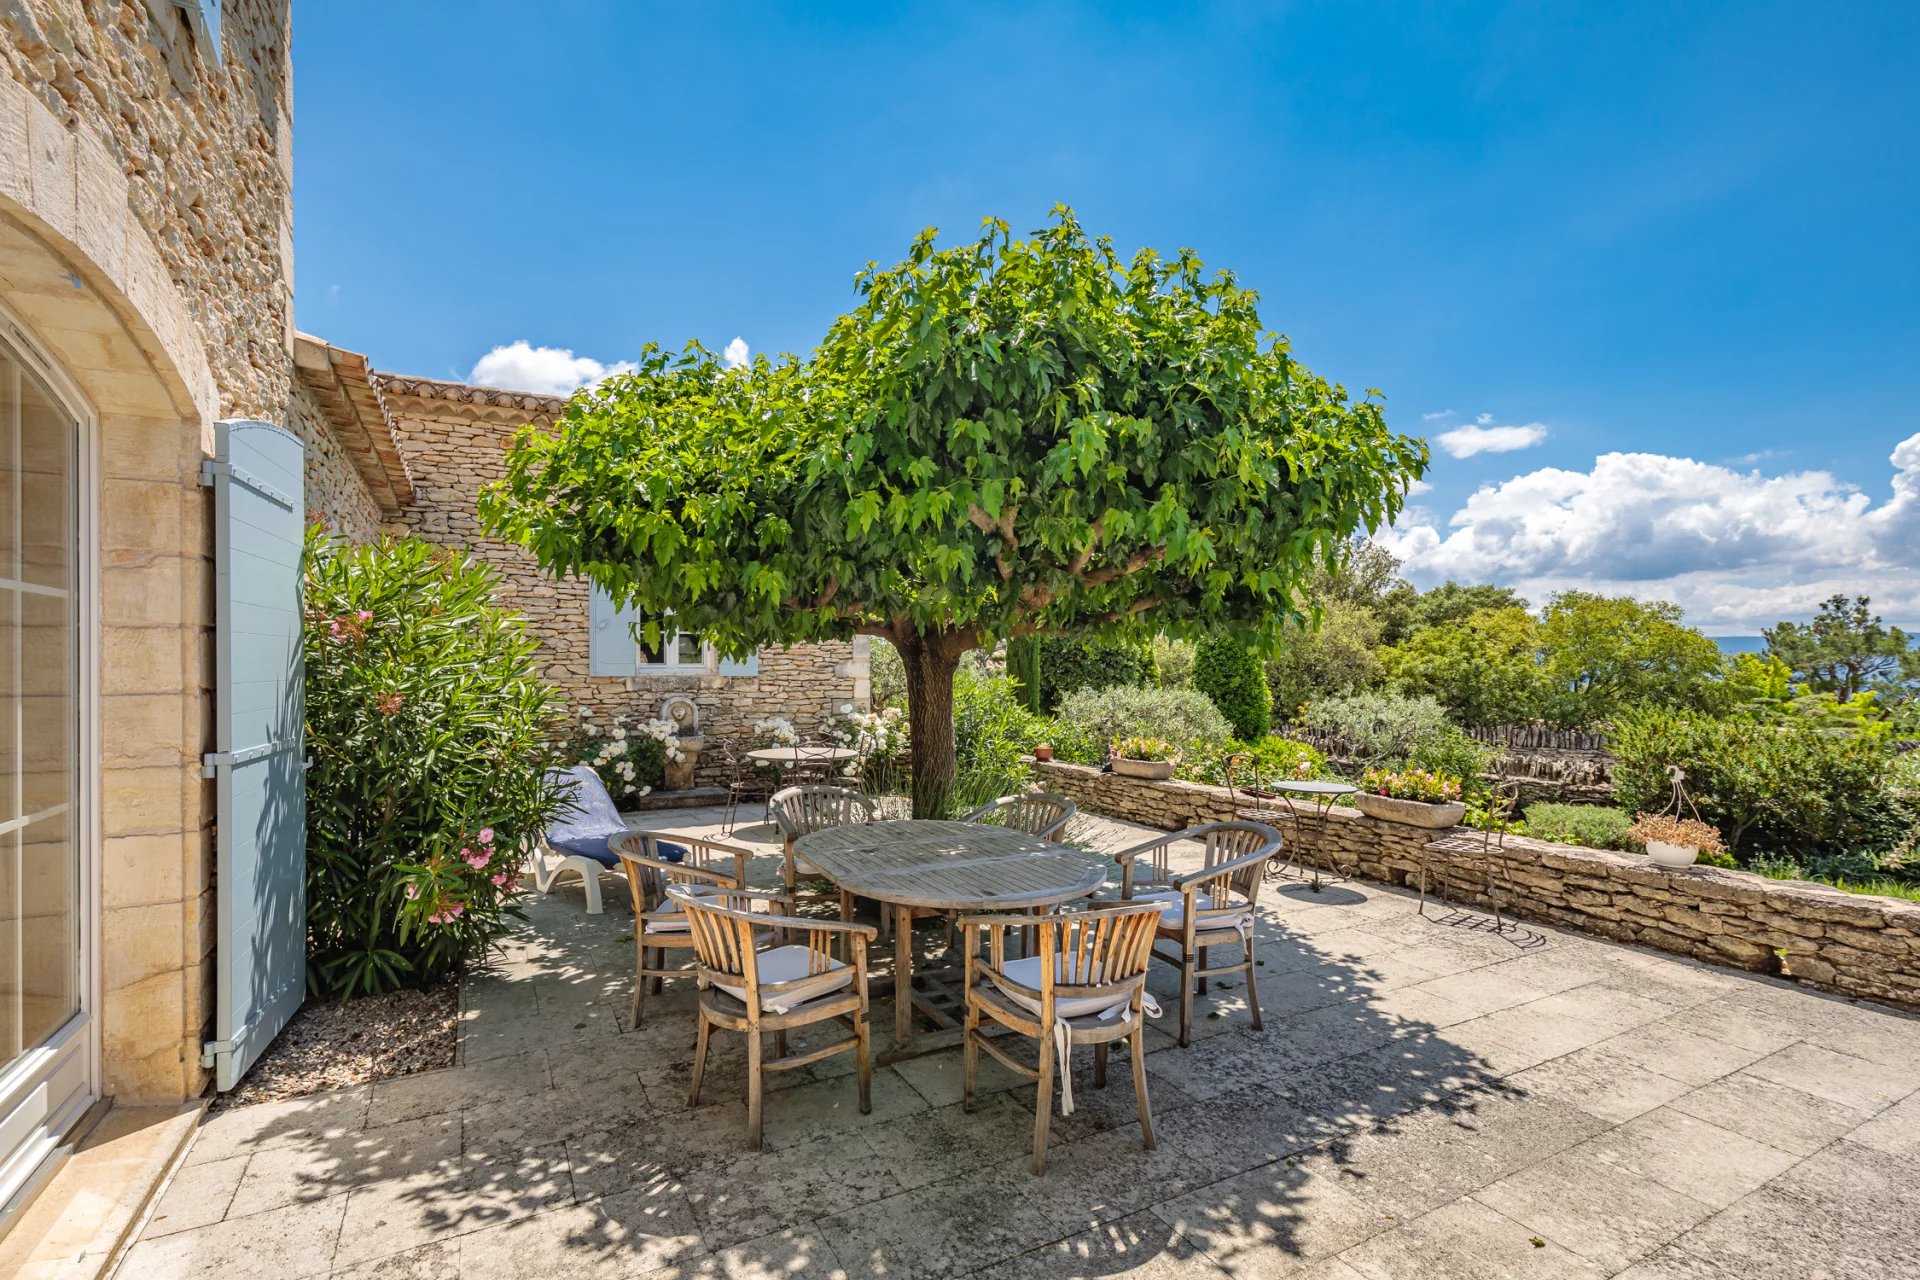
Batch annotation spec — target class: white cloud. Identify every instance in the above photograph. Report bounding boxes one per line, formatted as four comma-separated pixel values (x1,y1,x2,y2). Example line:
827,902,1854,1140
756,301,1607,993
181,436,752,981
1422,409,1455,421
467,341,635,395
1406,479,1433,496
1380,434,1920,629
1434,416,1549,458
722,337,751,369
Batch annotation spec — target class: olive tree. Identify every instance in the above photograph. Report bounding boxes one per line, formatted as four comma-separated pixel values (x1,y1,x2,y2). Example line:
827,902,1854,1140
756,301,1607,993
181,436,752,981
480,210,1426,816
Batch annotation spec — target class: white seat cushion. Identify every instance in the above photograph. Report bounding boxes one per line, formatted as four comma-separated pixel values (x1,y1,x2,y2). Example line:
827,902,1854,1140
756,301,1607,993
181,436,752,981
1137,889,1251,934
717,944,853,1014
990,955,1133,1021
646,882,726,934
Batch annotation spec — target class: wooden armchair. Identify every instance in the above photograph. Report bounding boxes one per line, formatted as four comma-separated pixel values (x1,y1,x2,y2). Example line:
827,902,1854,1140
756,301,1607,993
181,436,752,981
1110,821,1282,1046
672,885,876,1150
961,903,1164,1175
958,792,1077,841
610,830,777,1028
768,784,876,899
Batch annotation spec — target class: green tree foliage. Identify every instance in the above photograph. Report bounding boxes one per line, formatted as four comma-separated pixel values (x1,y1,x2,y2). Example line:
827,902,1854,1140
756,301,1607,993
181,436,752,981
480,210,1424,815
1537,592,1725,726
1411,580,1528,631
1610,708,1903,859
1193,633,1273,740
868,636,907,710
1764,594,1914,702
950,667,1044,805
1006,632,1156,712
1382,606,1548,727
1266,599,1382,723
304,531,565,997
1301,690,1495,784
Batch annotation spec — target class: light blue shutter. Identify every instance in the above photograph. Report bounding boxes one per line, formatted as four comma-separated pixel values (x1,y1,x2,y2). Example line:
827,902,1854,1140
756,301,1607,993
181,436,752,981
203,419,304,1090
717,650,761,677
588,584,639,676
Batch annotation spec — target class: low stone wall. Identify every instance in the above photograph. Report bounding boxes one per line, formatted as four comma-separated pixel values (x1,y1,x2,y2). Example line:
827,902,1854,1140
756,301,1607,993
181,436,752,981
1031,759,1920,1011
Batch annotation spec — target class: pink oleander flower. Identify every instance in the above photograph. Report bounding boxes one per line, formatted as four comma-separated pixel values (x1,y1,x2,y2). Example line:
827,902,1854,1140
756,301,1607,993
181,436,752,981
478,827,495,844
329,620,342,638
404,884,419,900
491,872,509,887
465,851,489,869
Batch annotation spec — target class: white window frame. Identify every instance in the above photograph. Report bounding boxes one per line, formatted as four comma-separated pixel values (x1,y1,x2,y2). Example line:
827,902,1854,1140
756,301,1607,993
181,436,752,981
635,618,714,674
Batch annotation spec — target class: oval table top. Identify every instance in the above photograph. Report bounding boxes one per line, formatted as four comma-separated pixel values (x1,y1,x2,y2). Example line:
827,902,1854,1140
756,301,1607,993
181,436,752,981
745,745,859,764
793,819,1109,911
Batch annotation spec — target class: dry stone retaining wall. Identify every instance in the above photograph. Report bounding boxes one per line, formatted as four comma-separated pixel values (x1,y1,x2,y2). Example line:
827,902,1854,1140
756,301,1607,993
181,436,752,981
1032,759,1920,1011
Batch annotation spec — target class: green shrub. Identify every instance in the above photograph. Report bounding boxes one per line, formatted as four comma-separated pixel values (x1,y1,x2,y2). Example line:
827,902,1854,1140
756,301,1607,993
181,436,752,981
1178,735,1330,787
1192,634,1272,740
1524,803,1635,851
1006,633,1156,712
1151,635,1197,688
1302,690,1454,763
951,667,1044,807
1611,707,1903,859
1054,683,1232,753
304,530,566,997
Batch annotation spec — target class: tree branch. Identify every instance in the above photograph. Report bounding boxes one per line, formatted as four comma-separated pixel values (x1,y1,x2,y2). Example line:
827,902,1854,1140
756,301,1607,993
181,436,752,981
1082,545,1165,586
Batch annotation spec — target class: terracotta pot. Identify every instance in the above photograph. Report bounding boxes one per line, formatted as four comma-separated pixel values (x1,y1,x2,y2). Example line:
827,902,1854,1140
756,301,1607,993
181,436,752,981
1350,792,1465,829
1646,840,1699,870
1111,757,1175,780
1033,744,1054,762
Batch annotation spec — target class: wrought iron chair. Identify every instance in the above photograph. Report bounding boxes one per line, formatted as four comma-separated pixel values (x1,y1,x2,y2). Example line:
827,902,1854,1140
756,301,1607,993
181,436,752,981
611,830,778,1028
673,885,876,1150
1109,821,1282,1046
960,903,1164,1175
717,740,775,836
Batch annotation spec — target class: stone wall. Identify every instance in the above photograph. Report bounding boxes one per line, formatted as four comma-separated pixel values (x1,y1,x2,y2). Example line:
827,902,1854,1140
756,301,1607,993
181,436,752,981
288,378,382,542
2,0,296,1104
1,0,294,420
1032,759,1920,1011
376,378,867,781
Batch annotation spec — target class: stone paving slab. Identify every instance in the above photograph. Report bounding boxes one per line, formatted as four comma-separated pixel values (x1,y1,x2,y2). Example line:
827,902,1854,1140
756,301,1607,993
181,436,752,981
115,804,1920,1280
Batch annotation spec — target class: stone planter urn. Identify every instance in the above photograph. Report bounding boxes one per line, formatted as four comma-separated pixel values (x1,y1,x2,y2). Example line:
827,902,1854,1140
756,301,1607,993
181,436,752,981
1351,792,1466,829
662,736,703,791
1112,757,1175,781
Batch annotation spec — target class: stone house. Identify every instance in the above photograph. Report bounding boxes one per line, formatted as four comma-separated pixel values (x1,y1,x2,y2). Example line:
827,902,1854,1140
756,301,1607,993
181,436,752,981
0,0,858,1231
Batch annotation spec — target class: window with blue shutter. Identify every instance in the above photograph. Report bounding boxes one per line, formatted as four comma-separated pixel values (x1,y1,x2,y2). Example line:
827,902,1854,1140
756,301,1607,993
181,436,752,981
587,584,639,677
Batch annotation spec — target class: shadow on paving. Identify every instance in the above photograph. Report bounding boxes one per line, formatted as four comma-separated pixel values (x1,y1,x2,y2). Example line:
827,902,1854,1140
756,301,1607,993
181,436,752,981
130,806,1631,1279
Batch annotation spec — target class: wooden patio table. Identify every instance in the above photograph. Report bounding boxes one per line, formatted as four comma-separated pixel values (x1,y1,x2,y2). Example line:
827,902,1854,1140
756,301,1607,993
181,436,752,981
793,819,1108,1061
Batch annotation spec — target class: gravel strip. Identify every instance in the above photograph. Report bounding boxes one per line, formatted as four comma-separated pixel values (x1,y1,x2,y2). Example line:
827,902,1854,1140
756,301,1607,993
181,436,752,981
214,985,458,1110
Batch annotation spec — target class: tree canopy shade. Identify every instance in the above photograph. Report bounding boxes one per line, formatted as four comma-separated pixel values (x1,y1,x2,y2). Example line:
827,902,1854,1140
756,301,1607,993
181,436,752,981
479,210,1427,815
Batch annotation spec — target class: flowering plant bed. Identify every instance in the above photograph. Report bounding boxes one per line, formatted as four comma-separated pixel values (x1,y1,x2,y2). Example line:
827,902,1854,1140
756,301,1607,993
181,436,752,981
567,708,669,803
1111,736,1178,779
1353,766,1465,828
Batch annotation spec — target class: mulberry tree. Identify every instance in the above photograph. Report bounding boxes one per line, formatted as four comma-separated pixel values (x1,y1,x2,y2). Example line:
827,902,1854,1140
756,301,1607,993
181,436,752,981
480,210,1427,816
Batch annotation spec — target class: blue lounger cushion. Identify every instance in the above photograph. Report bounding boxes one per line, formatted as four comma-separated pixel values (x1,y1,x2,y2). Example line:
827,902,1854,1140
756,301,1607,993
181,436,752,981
545,766,688,867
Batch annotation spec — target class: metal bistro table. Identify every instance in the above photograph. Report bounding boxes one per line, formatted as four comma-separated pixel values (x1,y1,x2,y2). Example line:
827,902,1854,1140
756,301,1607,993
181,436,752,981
792,819,1109,1061
1238,779,1359,890
745,744,859,787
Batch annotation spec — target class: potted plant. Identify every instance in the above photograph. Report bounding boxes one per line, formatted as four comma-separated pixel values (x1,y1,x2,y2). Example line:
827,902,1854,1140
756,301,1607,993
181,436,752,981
1110,736,1177,780
1351,766,1466,829
1033,741,1054,762
1628,812,1726,870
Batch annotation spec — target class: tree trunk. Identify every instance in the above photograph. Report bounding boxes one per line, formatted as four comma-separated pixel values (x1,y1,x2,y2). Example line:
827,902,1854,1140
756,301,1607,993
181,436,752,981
898,631,962,819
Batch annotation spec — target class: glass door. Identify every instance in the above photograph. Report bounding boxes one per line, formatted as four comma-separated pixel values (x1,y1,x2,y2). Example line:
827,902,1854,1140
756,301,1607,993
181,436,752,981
0,333,86,1220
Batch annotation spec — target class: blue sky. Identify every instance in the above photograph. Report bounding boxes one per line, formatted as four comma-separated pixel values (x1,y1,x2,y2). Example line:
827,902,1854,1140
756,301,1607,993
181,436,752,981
293,1,1920,632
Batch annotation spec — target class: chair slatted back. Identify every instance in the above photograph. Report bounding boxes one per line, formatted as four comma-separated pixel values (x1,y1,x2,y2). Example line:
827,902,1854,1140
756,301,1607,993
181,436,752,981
769,784,875,843
609,830,748,915
960,793,1076,841
673,888,840,1014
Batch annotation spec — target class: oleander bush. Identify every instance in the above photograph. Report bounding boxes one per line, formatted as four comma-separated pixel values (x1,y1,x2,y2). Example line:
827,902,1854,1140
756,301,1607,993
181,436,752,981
304,529,567,997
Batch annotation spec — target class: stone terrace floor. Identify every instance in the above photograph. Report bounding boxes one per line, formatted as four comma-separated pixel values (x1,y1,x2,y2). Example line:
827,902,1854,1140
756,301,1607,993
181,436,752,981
118,806,1920,1279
